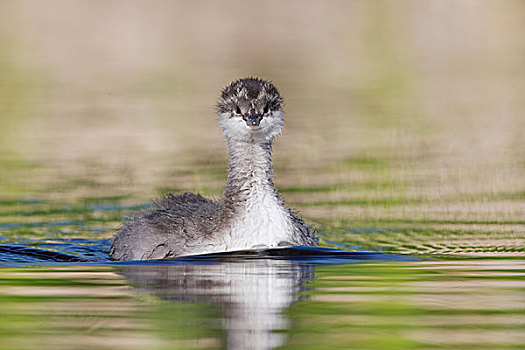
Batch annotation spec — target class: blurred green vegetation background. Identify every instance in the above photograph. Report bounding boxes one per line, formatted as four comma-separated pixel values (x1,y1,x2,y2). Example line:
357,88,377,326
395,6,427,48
0,0,524,254
0,2,524,350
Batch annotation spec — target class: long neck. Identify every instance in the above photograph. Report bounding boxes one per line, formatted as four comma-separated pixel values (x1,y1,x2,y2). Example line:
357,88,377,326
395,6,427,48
223,139,278,204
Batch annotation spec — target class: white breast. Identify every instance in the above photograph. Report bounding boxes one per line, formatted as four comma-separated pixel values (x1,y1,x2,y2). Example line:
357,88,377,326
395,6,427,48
224,185,293,251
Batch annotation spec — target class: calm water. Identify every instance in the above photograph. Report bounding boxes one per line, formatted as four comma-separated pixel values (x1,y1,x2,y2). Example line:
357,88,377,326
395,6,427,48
1,1,525,349
0,199,523,350
0,243,523,349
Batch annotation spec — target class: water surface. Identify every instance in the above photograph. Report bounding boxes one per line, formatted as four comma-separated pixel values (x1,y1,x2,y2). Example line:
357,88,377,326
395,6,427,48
1,1,524,349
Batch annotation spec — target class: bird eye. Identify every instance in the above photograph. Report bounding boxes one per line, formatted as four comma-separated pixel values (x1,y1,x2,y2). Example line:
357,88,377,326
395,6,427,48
263,104,270,114
235,106,241,115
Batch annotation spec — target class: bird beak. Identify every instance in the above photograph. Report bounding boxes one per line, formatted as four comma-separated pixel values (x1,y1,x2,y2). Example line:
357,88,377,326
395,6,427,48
243,113,263,127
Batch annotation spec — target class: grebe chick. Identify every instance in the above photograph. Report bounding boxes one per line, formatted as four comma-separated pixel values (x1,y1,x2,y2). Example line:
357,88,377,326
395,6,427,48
109,78,319,261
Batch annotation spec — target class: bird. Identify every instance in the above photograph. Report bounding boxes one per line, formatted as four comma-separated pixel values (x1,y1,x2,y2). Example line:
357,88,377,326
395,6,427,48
109,77,319,260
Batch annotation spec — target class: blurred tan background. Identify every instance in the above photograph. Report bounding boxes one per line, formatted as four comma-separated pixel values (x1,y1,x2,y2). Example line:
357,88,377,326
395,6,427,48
0,5,523,349
0,1,524,226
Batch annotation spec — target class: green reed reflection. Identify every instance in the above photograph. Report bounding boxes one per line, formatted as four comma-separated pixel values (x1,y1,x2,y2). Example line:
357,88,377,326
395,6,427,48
283,261,525,350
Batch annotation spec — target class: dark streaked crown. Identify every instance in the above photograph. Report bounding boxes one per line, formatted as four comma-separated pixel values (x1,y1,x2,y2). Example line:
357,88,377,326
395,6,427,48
217,78,283,114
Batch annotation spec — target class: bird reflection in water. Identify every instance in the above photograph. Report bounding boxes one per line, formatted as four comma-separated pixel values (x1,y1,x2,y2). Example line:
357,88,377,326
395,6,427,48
120,258,314,350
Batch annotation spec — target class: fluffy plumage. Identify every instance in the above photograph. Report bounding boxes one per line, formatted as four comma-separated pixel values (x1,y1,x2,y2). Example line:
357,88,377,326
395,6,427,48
110,78,318,261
